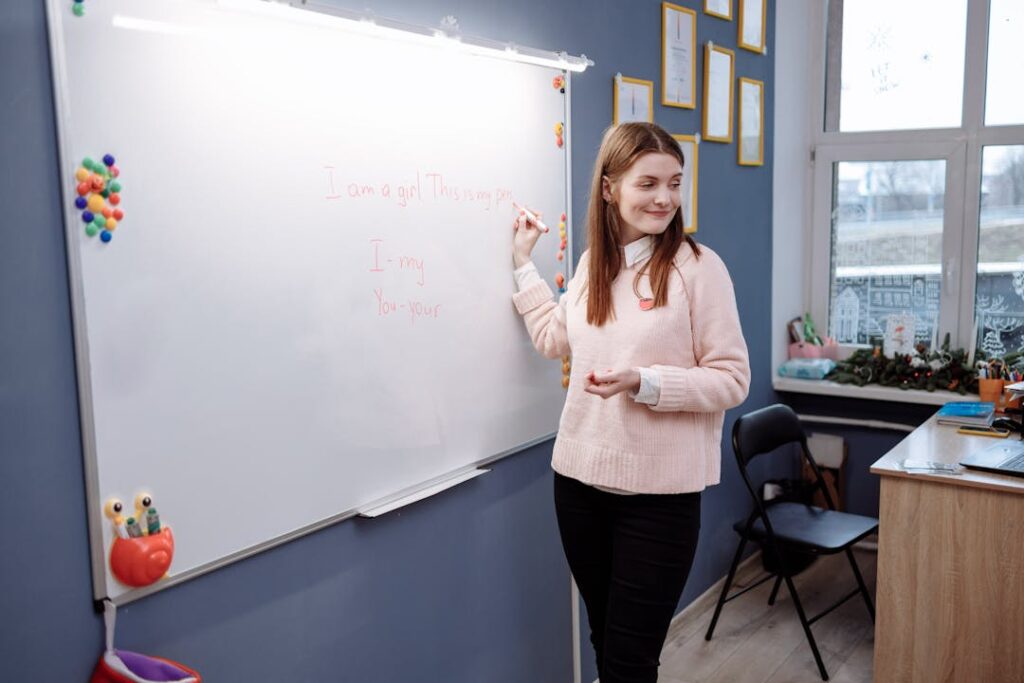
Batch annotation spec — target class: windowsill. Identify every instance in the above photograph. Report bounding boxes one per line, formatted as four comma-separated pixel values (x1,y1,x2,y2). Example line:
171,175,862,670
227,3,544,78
773,377,977,406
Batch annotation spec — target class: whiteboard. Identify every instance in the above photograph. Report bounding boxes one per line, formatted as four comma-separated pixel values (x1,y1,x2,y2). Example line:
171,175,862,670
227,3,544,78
47,0,573,602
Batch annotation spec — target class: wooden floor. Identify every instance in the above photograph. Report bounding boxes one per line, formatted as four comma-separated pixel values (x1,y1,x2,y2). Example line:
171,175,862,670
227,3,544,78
656,541,877,683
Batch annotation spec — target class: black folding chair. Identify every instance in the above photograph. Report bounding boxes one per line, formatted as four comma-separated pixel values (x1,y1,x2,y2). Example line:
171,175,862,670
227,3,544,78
704,404,878,681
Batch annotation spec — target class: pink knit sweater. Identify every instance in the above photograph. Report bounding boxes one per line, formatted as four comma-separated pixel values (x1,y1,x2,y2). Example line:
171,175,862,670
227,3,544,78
512,244,750,494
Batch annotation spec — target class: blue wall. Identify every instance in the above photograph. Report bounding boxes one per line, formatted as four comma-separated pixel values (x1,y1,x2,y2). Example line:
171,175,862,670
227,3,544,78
0,1,777,681
779,393,940,518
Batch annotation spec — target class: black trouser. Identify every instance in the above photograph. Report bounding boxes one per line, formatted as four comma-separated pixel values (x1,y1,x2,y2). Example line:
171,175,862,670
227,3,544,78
553,472,701,683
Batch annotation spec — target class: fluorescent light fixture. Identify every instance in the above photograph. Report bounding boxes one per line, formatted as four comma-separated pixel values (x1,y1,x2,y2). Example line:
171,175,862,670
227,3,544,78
112,15,207,36
217,0,592,72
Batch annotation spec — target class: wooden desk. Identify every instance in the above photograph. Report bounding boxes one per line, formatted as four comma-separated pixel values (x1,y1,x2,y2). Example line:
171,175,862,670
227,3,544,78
871,415,1024,682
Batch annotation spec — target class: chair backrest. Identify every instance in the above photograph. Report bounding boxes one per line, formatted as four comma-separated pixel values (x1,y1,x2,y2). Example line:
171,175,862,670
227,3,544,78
732,404,804,467
732,404,837,512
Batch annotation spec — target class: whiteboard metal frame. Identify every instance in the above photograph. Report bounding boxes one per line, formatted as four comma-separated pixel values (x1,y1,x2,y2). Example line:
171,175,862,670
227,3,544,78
563,69,581,683
46,0,110,604
47,0,578,606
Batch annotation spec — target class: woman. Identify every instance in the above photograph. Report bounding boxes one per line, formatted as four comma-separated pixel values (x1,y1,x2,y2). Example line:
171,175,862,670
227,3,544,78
511,122,750,683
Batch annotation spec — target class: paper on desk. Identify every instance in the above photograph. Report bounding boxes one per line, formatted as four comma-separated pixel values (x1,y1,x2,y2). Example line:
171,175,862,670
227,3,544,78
901,458,964,475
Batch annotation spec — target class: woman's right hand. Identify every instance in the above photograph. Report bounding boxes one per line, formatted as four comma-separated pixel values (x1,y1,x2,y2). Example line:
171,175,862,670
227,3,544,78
512,209,545,268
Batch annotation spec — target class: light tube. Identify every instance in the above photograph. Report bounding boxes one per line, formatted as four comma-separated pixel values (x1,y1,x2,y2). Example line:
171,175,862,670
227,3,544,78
217,0,592,72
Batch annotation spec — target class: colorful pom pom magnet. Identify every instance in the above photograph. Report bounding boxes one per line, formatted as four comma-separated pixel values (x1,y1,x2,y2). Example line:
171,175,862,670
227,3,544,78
74,153,124,243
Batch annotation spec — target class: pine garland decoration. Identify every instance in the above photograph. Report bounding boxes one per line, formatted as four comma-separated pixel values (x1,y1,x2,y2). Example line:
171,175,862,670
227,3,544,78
825,334,977,394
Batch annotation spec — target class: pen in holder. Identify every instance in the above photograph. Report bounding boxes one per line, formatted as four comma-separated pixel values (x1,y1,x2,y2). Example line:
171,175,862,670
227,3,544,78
978,378,1006,412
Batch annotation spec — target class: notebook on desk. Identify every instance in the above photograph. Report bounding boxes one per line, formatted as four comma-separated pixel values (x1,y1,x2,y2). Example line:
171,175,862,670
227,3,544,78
960,440,1024,478
936,401,996,427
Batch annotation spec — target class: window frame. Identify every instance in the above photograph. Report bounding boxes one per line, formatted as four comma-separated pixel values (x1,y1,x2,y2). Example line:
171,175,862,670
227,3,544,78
809,0,1024,356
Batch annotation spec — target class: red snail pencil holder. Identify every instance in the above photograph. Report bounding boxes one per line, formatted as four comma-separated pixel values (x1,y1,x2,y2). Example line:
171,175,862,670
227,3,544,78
105,494,174,587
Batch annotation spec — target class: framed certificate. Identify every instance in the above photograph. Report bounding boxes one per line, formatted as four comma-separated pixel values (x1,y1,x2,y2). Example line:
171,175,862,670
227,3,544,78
704,0,732,21
672,134,699,232
738,0,766,53
702,44,734,143
662,3,697,109
738,77,764,166
613,75,654,125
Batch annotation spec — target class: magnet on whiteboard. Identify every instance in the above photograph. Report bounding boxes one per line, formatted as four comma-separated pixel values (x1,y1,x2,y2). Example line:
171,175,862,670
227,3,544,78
708,41,714,50
695,133,701,145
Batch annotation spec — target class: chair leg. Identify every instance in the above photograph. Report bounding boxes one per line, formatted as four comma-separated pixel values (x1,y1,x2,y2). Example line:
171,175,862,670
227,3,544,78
845,547,875,622
780,568,830,680
767,574,783,606
705,537,747,641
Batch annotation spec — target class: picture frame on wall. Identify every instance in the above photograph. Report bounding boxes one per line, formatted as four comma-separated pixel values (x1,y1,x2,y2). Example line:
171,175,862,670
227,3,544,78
702,43,734,143
738,0,767,53
613,74,654,125
662,2,697,109
672,134,700,232
704,0,732,21
738,77,764,166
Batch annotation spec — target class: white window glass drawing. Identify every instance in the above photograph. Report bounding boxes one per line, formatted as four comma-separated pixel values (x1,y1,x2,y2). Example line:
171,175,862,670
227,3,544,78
829,160,946,347
974,145,1024,357
837,0,967,132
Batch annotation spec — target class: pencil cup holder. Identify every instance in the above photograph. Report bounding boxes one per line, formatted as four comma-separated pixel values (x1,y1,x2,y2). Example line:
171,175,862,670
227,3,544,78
978,379,1006,411
109,527,174,587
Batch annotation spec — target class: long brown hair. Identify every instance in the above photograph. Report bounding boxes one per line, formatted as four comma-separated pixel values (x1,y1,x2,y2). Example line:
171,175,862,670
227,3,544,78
584,122,701,326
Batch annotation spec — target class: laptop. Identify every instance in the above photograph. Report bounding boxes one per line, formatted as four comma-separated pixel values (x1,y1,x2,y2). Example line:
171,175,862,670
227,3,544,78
960,439,1024,478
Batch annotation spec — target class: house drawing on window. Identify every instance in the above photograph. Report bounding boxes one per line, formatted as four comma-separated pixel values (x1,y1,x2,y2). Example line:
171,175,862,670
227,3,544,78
833,287,860,343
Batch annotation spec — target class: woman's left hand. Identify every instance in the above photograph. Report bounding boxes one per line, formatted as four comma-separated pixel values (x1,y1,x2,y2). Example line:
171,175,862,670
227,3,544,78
584,368,641,399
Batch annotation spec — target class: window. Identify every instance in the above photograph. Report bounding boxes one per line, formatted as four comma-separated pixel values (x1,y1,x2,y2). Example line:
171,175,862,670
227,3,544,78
811,0,1024,360
829,160,945,346
985,0,1024,126
833,0,967,132
976,145,1024,357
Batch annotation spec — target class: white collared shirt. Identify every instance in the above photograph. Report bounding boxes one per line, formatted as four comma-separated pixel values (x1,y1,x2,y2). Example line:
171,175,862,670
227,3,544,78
513,235,661,405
